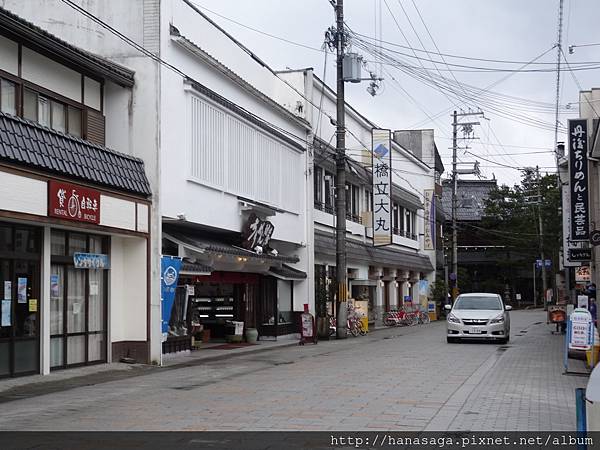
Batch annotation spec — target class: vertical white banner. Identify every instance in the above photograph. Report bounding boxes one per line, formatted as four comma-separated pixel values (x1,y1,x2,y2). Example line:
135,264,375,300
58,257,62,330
424,189,435,250
372,129,392,247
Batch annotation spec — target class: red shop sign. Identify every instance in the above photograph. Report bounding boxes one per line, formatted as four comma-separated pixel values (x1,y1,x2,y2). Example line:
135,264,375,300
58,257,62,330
48,180,101,224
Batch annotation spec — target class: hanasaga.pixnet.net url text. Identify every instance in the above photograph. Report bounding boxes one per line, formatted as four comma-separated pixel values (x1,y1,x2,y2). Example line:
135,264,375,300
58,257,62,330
329,434,594,448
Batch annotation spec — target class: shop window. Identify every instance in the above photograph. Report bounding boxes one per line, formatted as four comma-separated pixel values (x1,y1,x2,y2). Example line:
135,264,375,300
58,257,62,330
68,106,82,138
277,280,293,325
0,79,16,116
14,228,39,254
51,230,66,256
50,230,108,370
22,88,82,138
51,101,66,133
314,166,323,205
365,189,372,212
324,172,335,212
0,225,13,252
68,233,87,255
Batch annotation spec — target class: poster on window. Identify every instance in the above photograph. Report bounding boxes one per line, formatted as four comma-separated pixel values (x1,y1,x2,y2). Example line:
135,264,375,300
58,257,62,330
4,281,11,300
1,300,10,326
17,278,27,303
568,119,589,241
372,128,392,247
50,275,60,298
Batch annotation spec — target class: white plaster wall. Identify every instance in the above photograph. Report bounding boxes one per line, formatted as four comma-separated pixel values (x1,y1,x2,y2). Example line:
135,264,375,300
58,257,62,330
0,171,47,216
21,47,81,102
84,76,102,110
100,195,136,231
0,35,18,75
110,235,147,343
159,2,309,247
164,0,305,120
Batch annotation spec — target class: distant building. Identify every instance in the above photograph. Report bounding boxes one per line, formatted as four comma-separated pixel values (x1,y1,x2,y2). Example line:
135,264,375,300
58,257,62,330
442,179,500,293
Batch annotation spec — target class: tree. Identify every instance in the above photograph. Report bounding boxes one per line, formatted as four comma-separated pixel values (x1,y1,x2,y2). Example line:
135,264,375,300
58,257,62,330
477,172,561,301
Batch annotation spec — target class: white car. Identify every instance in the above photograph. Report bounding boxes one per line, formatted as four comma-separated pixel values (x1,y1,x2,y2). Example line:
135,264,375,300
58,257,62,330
445,293,512,344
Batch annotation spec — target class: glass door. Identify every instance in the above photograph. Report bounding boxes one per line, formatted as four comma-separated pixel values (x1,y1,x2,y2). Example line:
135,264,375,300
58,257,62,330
0,224,41,378
50,231,108,370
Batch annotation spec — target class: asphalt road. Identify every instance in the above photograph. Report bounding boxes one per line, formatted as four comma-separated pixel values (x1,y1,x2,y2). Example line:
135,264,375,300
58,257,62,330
0,310,587,431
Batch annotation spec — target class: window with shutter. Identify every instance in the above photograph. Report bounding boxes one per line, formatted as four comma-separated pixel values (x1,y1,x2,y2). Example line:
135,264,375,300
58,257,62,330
85,108,105,146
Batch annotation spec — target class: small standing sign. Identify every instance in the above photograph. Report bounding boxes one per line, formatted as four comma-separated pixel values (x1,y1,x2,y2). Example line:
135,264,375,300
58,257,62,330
299,304,317,345
565,308,594,374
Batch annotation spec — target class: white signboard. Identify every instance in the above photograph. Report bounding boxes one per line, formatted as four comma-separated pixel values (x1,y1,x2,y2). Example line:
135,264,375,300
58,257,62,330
577,295,589,309
575,265,591,282
372,129,392,247
424,189,435,250
569,308,593,351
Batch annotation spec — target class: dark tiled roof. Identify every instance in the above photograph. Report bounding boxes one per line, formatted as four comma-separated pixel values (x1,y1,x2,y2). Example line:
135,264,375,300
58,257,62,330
164,232,300,264
0,112,151,196
180,260,213,275
441,179,497,221
0,7,135,87
314,230,434,273
269,264,307,280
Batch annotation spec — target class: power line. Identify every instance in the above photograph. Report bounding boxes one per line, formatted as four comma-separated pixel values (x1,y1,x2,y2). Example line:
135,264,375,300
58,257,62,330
350,29,600,66
59,0,311,147
189,1,326,53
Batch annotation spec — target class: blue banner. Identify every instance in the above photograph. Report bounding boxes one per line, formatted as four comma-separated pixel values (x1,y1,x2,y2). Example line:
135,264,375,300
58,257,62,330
161,256,182,334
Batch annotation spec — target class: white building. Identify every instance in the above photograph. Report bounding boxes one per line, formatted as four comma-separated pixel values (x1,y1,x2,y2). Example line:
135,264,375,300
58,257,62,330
0,6,152,377
2,0,313,357
276,71,442,325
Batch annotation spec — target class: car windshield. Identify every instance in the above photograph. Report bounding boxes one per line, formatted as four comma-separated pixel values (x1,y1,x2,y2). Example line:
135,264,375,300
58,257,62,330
454,296,502,310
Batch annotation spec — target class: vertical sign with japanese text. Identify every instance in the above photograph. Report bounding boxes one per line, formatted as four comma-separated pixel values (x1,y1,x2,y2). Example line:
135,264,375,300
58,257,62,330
372,129,392,246
568,119,589,241
424,189,435,250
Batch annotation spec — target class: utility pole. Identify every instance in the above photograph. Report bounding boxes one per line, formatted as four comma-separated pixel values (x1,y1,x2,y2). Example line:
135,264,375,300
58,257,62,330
536,165,548,309
451,111,458,300
451,110,483,300
334,0,348,338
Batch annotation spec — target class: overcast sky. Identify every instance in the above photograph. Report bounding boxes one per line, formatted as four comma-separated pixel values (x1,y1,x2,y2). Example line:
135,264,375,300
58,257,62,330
192,0,600,186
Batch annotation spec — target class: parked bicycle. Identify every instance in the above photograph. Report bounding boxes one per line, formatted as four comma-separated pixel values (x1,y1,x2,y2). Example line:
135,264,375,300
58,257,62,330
347,304,367,336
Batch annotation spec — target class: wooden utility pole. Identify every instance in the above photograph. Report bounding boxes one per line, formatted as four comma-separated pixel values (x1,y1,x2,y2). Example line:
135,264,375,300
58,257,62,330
334,0,348,338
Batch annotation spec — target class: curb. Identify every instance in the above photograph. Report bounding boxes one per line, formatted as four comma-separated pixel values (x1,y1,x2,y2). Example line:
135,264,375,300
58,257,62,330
159,341,301,370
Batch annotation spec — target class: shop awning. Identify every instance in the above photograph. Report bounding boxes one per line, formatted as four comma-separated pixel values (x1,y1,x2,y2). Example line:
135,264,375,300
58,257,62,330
268,264,308,281
314,230,434,273
164,232,300,264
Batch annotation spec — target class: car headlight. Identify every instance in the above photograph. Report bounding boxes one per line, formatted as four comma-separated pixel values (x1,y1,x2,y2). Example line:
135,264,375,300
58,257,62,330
489,314,504,324
447,313,461,324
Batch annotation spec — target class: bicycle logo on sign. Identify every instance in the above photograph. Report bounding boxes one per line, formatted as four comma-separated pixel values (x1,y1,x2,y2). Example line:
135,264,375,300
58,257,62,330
67,190,82,219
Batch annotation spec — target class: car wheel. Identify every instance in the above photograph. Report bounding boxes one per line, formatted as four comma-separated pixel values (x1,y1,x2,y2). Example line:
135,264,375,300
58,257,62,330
447,337,457,343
